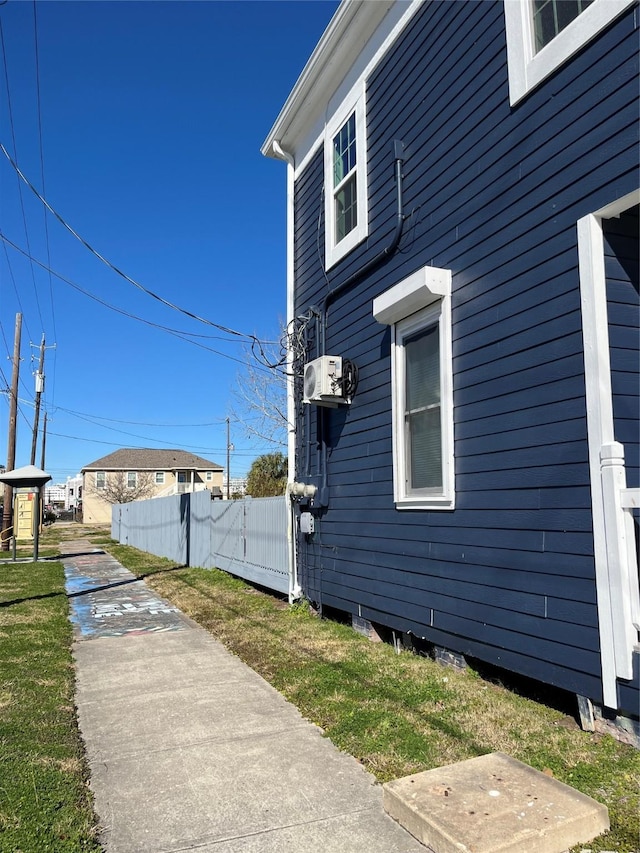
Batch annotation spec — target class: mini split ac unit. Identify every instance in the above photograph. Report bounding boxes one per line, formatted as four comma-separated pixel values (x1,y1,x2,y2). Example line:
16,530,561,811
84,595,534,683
303,355,345,406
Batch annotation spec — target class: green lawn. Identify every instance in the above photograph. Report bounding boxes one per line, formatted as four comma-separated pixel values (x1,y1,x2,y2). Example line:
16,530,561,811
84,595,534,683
0,557,101,853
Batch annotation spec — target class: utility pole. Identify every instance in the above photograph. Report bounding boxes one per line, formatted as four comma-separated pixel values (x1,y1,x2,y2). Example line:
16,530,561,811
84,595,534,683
30,334,45,466
2,313,22,550
226,417,231,499
40,412,48,471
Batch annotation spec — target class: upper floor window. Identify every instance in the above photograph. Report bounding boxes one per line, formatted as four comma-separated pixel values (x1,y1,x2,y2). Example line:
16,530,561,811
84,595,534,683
206,471,213,482
155,472,165,484
324,87,368,269
127,472,137,489
532,0,594,52
504,0,634,105
95,472,105,490
373,266,454,510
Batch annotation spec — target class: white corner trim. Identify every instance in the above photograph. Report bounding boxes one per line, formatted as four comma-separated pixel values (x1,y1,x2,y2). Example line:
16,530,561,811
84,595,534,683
504,0,635,106
578,192,640,709
373,265,451,326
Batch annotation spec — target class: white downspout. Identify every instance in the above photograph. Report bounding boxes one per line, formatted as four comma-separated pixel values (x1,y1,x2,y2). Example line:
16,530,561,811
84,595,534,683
272,140,301,603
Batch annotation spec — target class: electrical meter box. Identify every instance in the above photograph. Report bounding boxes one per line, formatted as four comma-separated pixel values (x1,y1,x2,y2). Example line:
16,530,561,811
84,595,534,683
15,491,35,541
300,512,315,534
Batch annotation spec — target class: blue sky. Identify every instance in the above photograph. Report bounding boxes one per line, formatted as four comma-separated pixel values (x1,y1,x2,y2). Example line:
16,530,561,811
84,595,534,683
0,0,339,482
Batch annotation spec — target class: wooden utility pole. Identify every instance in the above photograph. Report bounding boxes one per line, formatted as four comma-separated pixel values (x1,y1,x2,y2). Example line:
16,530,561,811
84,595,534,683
40,412,48,471
226,417,231,499
2,313,22,550
30,334,45,466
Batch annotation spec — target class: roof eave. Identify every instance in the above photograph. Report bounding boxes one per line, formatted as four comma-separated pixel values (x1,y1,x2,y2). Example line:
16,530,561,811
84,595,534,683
261,0,394,159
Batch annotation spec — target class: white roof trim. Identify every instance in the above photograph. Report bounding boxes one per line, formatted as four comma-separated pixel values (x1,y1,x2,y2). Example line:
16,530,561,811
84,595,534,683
262,0,421,168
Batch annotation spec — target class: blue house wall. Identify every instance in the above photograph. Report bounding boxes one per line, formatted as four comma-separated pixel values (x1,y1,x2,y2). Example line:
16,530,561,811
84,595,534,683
605,207,639,490
290,1,639,713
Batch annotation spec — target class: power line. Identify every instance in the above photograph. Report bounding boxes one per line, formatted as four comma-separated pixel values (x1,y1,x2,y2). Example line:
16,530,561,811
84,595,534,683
45,430,273,457
32,0,58,400
1,231,35,344
0,231,279,372
51,404,227,427
0,20,45,330
0,141,276,353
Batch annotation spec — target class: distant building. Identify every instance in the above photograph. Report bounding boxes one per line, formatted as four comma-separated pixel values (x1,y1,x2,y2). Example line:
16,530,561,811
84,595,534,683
222,475,247,498
66,474,83,510
81,448,223,524
44,483,67,505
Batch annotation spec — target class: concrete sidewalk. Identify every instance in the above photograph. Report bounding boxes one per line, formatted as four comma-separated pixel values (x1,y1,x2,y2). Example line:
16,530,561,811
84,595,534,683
63,541,428,853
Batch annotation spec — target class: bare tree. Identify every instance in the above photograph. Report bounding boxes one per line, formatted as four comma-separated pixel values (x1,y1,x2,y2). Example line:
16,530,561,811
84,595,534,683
229,344,289,448
86,471,157,505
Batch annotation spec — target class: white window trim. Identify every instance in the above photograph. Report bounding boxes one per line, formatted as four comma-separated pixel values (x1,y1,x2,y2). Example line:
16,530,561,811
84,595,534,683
127,471,137,489
324,84,368,270
155,471,165,485
373,266,454,510
504,0,635,106
95,472,105,490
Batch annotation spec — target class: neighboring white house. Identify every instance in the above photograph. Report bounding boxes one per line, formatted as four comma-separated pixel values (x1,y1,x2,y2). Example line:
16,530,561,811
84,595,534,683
66,474,83,510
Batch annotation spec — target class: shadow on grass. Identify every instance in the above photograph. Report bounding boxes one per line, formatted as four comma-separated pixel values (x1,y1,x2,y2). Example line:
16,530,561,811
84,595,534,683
0,564,188,608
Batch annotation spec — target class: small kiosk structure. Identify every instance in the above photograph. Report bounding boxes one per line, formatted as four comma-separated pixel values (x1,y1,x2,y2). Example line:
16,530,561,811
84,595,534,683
0,465,51,561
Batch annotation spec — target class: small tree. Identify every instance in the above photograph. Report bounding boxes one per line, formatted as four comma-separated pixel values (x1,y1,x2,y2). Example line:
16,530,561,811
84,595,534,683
87,471,157,505
229,335,290,449
246,452,287,498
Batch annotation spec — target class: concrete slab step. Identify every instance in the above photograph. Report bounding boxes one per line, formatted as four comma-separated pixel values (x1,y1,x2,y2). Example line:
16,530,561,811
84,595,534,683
383,752,609,853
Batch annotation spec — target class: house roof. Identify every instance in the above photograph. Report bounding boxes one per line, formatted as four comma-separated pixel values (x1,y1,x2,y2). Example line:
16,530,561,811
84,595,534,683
82,449,223,472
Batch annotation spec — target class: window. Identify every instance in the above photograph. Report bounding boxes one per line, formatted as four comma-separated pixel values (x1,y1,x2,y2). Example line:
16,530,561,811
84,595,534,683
373,266,454,510
324,87,368,269
95,472,106,490
206,471,213,482
402,314,443,494
155,472,165,485
532,0,594,51
504,0,634,105
127,472,137,489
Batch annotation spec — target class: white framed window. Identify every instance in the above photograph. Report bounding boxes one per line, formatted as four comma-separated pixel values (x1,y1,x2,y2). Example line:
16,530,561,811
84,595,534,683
324,86,368,270
127,472,137,489
206,471,213,482
95,472,106,490
504,0,634,105
373,266,454,510
155,472,165,485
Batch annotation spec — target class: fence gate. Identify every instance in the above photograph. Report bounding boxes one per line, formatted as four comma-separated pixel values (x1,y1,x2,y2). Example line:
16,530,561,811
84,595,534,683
210,496,290,595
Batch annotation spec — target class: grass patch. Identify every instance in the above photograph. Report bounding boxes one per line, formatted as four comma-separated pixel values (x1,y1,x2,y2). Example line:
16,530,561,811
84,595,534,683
0,558,101,853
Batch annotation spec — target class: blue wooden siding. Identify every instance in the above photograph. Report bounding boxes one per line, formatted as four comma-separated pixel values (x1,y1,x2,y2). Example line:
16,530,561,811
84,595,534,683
605,206,639,489
292,1,639,711
604,205,640,715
